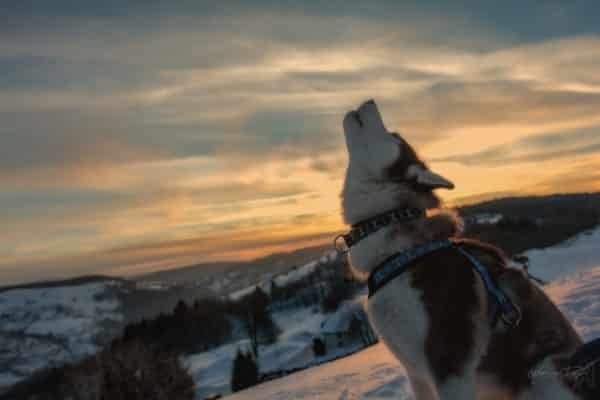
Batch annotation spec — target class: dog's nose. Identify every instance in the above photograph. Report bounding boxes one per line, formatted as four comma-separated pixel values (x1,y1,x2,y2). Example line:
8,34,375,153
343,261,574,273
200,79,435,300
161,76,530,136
357,100,386,132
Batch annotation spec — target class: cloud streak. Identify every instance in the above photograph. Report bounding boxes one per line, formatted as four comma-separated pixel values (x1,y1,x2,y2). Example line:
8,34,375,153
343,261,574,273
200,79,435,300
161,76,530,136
432,126,600,166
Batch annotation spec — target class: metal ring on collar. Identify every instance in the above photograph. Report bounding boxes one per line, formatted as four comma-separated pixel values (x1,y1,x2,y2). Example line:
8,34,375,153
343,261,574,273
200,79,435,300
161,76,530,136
334,234,349,254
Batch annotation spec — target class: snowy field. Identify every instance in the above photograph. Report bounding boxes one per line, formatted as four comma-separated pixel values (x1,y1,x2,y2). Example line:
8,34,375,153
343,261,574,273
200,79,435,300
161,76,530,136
228,343,411,400
0,282,123,389
185,300,365,399
225,227,600,400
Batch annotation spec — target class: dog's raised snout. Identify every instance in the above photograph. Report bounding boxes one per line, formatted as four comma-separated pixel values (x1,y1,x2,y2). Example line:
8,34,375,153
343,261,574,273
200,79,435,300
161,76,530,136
357,100,386,132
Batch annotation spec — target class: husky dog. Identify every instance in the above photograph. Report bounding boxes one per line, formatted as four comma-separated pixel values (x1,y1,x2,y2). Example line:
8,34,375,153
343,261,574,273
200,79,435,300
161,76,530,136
340,100,584,399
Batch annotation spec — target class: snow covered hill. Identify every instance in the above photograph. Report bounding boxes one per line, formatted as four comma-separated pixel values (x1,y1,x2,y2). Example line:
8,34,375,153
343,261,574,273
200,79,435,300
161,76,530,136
228,250,340,301
225,226,600,400
0,281,124,390
184,299,368,399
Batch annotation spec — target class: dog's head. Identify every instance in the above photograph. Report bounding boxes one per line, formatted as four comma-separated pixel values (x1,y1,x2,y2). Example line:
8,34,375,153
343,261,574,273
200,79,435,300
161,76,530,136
341,100,454,225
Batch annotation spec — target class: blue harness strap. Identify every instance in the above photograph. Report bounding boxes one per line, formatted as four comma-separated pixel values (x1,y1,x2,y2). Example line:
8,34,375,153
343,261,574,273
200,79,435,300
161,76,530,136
454,246,522,327
367,240,522,327
368,240,453,296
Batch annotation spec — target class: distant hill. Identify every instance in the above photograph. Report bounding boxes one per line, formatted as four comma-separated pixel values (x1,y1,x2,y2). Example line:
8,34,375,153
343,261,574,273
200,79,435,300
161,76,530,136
121,243,334,322
459,192,600,218
135,243,332,286
8,192,599,321
458,192,600,255
0,275,125,293
0,279,124,391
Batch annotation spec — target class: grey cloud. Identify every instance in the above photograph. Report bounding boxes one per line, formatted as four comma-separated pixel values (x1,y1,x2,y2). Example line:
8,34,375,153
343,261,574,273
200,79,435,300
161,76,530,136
309,156,347,179
286,66,441,86
0,110,167,187
186,181,310,204
513,142,600,163
380,79,600,145
520,128,600,148
433,126,600,166
7,13,600,190
0,180,310,230
3,36,600,198
3,1,600,43
241,110,339,155
433,147,511,166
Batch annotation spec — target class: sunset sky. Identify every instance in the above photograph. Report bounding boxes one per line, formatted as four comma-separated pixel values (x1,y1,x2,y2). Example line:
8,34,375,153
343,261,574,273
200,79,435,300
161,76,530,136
2,1,600,285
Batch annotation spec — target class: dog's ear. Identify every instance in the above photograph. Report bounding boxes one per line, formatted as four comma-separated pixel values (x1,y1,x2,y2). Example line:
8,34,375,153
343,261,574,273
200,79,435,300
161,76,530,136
406,165,455,190
417,169,455,190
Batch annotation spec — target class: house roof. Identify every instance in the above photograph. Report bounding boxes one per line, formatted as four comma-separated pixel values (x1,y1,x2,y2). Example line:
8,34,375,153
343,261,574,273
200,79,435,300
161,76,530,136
320,301,363,334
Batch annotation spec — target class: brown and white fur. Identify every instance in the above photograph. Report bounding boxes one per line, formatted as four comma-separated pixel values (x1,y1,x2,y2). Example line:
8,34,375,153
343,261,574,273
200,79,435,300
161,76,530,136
341,100,583,399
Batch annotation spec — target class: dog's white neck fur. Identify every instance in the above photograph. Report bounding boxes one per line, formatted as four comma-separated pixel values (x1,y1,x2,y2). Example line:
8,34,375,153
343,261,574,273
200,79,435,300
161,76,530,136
341,164,411,225
346,227,413,280
342,167,409,278
342,167,457,280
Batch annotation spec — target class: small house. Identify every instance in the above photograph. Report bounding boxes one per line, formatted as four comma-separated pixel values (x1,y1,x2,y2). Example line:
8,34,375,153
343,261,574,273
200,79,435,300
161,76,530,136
319,302,376,349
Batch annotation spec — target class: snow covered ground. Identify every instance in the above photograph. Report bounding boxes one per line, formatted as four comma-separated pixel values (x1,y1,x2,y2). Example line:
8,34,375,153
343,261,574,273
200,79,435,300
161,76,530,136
228,251,340,301
185,300,366,399
0,281,123,389
526,227,600,341
525,227,600,283
223,227,600,400
227,343,411,400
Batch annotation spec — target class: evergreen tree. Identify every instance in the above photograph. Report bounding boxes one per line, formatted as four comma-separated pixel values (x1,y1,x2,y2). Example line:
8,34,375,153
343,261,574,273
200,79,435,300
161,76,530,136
174,299,188,316
312,337,327,357
244,287,280,357
230,349,259,392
